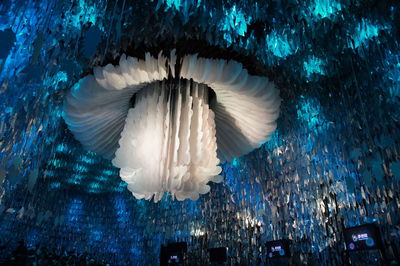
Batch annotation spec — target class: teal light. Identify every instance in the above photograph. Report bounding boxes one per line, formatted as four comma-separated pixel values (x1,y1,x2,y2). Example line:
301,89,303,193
66,177,82,185
72,173,85,181
80,155,95,164
54,71,68,83
113,186,125,192
232,158,239,167
73,164,88,172
312,0,342,19
88,187,101,193
119,182,127,188
223,5,249,36
266,31,296,58
304,56,326,77
349,19,384,49
164,0,181,10
50,159,66,168
297,96,326,133
55,143,68,153
44,71,68,91
89,182,101,189
96,176,108,182
66,0,100,29
102,169,115,176
221,4,251,44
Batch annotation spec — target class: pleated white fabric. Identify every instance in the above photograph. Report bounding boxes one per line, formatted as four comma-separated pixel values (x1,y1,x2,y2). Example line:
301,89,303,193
63,51,281,201
112,82,222,201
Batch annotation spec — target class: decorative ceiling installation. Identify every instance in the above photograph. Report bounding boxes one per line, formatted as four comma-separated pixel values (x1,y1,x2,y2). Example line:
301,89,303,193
64,52,281,201
0,0,399,265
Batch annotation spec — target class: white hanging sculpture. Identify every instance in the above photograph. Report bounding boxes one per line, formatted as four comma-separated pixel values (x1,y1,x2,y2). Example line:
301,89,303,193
63,51,281,201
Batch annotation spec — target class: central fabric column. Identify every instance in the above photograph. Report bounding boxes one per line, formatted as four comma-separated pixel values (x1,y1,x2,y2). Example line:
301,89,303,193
112,80,222,202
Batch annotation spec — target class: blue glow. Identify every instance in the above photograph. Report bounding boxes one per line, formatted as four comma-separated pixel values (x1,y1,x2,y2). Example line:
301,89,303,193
55,143,69,153
312,0,342,19
73,164,88,172
297,96,327,133
64,0,101,30
80,155,95,164
72,173,85,180
45,71,68,90
66,198,84,227
50,159,66,167
222,5,250,36
87,182,103,193
96,176,108,182
349,19,384,49
102,169,115,176
26,230,40,248
304,56,326,77
220,5,251,44
232,158,239,167
266,31,296,58
114,196,130,225
90,229,103,242
164,0,181,10
0,1,399,264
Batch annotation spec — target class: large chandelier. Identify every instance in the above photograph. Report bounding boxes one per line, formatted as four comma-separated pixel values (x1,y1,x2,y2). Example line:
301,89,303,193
63,51,280,201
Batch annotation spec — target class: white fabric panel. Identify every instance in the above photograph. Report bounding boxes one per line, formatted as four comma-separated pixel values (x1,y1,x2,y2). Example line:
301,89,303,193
64,52,281,200
112,82,222,201
180,55,281,162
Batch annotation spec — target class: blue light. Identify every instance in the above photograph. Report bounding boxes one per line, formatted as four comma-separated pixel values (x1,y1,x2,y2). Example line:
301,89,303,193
304,56,326,77
232,158,239,167
89,182,100,189
50,159,66,168
114,196,130,225
96,176,108,182
90,229,103,241
102,169,115,176
266,31,296,58
45,71,68,89
64,0,101,30
73,164,88,172
220,4,251,44
312,0,342,19
297,96,327,133
66,198,84,227
55,143,69,153
348,19,385,49
81,155,95,164
164,0,181,10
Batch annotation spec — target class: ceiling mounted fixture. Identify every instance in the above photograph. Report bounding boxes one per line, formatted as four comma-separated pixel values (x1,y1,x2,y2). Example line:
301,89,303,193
63,50,281,201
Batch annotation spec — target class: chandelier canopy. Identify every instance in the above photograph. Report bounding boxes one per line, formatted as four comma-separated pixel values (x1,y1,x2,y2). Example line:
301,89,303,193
63,50,281,201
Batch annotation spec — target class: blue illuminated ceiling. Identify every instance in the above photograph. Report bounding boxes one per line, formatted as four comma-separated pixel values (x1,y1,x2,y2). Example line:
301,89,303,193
0,0,400,264
0,0,398,196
